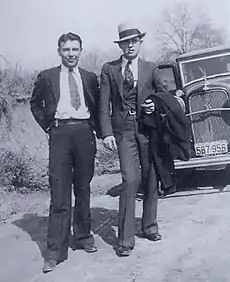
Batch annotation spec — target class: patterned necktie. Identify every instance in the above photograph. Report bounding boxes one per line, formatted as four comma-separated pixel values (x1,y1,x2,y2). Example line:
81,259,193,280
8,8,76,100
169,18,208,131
68,69,81,111
124,60,134,88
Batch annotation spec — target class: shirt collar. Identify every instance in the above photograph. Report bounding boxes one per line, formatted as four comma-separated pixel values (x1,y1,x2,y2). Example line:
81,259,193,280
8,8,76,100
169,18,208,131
122,55,139,67
61,63,79,73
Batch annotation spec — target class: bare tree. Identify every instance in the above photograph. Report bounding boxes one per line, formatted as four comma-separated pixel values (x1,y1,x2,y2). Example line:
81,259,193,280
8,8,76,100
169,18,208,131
0,54,10,68
80,48,119,76
156,2,227,62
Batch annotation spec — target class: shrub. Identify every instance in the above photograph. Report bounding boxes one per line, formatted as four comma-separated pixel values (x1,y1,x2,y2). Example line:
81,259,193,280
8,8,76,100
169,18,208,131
0,67,37,132
0,140,120,192
0,67,37,102
0,147,49,192
95,140,120,175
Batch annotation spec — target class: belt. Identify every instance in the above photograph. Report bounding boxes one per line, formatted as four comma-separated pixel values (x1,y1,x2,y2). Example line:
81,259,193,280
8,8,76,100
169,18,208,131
128,109,137,116
55,118,89,126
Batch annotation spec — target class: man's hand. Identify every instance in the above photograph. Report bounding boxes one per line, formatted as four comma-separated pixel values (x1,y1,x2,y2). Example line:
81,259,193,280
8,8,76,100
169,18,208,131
103,135,117,151
142,99,155,115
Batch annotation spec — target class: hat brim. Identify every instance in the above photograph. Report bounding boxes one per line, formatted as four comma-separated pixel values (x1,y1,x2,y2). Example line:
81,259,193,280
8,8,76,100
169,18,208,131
113,32,146,43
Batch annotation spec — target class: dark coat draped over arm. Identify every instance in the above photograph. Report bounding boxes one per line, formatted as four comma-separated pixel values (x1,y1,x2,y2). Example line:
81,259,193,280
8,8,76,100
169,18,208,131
139,91,191,189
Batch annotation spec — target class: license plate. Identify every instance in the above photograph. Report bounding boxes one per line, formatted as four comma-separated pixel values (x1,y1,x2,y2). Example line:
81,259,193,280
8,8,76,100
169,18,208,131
195,140,228,156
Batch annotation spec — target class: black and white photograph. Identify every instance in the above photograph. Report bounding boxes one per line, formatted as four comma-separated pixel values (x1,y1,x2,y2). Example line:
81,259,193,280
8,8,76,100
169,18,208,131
0,0,230,281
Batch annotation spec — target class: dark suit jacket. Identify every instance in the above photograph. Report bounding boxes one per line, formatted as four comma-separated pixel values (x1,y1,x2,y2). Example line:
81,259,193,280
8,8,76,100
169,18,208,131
139,92,191,189
30,66,101,138
99,57,165,139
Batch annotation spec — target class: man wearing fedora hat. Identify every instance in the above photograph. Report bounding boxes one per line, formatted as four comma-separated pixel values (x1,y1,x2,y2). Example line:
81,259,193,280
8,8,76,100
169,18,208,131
99,22,166,256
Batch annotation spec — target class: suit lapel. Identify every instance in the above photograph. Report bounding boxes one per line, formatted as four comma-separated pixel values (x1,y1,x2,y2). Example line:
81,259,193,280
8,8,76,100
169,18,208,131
137,59,154,113
49,66,94,104
49,66,61,102
138,59,150,98
79,68,94,104
110,58,123,96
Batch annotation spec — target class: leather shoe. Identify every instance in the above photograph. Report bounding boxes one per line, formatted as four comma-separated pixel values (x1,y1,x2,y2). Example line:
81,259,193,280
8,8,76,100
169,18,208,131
42,259,57,273
163,185,177,197
143,233,162,242
83,244,98,253
74,243,98,253
115,246,133,257
106,183,123,197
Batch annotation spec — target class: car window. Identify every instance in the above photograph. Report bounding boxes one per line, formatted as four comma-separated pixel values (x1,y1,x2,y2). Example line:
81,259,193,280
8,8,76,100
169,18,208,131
181,54,230,85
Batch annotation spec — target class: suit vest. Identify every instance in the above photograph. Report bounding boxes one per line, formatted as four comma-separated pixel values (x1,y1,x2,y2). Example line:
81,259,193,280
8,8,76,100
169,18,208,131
122,83,138,112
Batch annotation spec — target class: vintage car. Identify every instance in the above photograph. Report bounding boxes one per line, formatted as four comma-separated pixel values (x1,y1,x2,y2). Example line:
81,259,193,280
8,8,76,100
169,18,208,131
157,46,230,172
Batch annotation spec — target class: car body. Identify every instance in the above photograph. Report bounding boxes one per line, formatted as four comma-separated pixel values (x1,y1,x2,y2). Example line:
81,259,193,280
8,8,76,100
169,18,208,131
158,45,230,171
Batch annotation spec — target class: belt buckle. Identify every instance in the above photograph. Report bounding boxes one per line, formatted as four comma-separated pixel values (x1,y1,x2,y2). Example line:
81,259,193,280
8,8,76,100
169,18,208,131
128,109,136,115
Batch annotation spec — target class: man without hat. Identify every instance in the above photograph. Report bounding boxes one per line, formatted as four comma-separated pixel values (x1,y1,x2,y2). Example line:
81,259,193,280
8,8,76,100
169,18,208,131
99,22,165,256
30,32,100,272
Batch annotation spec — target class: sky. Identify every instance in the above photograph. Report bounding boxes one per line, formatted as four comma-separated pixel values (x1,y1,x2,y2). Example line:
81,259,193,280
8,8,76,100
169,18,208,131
0,0,230,70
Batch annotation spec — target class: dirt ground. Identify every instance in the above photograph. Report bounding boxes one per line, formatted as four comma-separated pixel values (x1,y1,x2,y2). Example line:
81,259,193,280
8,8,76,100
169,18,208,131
1,172,230,282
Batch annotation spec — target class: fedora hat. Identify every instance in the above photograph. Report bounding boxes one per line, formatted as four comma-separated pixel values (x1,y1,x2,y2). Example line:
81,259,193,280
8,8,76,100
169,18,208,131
114,22,146,43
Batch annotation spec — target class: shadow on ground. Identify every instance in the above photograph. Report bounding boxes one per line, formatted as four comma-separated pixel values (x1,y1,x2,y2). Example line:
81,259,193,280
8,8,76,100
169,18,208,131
106,168,230,198
13,214,48,259
12,207,142,260
11,168,230,264
177,168,230,191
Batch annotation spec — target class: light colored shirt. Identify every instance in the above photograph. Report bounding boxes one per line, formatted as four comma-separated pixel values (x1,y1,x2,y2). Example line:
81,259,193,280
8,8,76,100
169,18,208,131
121,56,139,87
55,64,90,119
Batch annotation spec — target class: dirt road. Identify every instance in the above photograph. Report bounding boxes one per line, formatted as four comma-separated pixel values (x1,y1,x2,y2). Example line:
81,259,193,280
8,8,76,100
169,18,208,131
1,174,230,282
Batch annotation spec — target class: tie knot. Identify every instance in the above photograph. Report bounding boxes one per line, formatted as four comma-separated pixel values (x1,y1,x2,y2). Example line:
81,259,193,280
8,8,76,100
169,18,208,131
69,68,74,73
127,60,132,66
